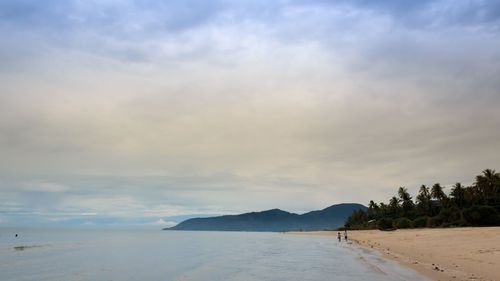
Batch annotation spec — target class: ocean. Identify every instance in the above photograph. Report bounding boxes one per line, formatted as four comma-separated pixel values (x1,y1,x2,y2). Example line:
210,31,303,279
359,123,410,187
0,228,427,281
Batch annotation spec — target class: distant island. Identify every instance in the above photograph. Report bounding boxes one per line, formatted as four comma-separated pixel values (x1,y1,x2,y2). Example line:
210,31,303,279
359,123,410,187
164,203,366,232
346,169,500,230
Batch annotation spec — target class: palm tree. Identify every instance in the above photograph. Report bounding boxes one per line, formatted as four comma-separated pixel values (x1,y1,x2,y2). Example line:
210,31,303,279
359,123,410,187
475,169,500,204
432,183,447,200
398,187,415,217
379,202,388,217
431,183,448,213
398,187,411,201
464,185,480,207
367,200,379,219
450,182,466,208
416,184,432,215
388,196,400,217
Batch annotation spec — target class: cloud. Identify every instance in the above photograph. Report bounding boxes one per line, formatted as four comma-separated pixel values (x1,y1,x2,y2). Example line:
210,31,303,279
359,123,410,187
318,0,500,29
0,0,499,226
154,218,177,227
19,181,69,193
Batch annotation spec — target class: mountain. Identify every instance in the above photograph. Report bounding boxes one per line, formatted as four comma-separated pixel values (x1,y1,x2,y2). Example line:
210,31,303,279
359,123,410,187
164,203,366,232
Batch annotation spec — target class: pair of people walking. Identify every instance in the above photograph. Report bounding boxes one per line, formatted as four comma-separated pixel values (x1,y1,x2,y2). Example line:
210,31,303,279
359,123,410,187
337,230,348,242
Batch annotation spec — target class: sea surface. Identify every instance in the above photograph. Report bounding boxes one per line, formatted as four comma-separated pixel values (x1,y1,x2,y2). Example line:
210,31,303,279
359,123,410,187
0,228,428,281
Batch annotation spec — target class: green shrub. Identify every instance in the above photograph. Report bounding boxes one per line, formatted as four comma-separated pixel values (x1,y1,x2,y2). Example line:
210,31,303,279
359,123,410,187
412,216,428,228
377,218,394,230
439,207,462,224
463,205,500,226
427,216,443,228
454,219,468,227
395,218,412,229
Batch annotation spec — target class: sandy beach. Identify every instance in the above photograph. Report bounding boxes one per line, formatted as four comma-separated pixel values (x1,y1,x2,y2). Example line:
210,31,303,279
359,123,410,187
290,227,500,281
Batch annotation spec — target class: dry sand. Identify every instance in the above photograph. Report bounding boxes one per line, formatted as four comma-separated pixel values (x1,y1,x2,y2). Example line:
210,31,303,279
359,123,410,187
290,227,500,281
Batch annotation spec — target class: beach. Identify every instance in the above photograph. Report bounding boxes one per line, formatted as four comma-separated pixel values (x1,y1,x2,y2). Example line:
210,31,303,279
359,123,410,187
290,227,500,281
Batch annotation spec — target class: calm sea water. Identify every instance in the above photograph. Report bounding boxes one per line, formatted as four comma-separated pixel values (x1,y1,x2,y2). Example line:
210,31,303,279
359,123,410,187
0,228,427,281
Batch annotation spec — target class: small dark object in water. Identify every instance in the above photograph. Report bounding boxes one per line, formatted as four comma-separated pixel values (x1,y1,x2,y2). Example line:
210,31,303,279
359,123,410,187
15,234,18,237
13,244,46,251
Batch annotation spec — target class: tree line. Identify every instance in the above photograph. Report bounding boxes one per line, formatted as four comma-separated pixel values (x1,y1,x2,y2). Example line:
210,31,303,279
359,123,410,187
345,169,500,230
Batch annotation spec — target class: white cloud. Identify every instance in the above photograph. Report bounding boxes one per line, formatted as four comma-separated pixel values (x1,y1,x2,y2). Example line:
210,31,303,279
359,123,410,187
19,181,69,193
154,219,177,227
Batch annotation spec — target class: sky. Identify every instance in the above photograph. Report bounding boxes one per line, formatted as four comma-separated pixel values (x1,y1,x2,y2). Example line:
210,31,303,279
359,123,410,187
1,0,500,228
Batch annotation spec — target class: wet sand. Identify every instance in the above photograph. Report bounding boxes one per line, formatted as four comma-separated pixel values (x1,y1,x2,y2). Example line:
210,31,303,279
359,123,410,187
289,227,500,281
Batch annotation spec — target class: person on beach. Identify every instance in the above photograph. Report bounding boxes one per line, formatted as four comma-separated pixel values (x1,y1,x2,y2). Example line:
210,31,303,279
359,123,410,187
337,232,341,242
344,229,348,241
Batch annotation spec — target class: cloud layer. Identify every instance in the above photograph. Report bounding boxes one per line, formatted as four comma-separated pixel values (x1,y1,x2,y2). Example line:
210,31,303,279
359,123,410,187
1,0,500,226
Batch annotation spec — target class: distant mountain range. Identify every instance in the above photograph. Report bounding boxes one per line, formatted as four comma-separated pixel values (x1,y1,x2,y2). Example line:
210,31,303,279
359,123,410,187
164,203,366,232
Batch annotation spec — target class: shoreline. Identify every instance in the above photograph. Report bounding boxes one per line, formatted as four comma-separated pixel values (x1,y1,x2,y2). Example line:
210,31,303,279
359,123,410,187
289,227,500,281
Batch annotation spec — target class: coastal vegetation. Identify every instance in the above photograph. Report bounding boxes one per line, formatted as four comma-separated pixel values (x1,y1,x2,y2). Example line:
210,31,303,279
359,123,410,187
345,169,500,230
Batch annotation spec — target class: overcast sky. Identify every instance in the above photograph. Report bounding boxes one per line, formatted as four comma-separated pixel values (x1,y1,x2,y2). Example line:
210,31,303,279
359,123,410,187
1,0,500,227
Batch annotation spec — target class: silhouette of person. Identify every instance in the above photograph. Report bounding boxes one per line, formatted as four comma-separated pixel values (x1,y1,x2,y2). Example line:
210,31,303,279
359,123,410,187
337,232,341,242
344,229,348,241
